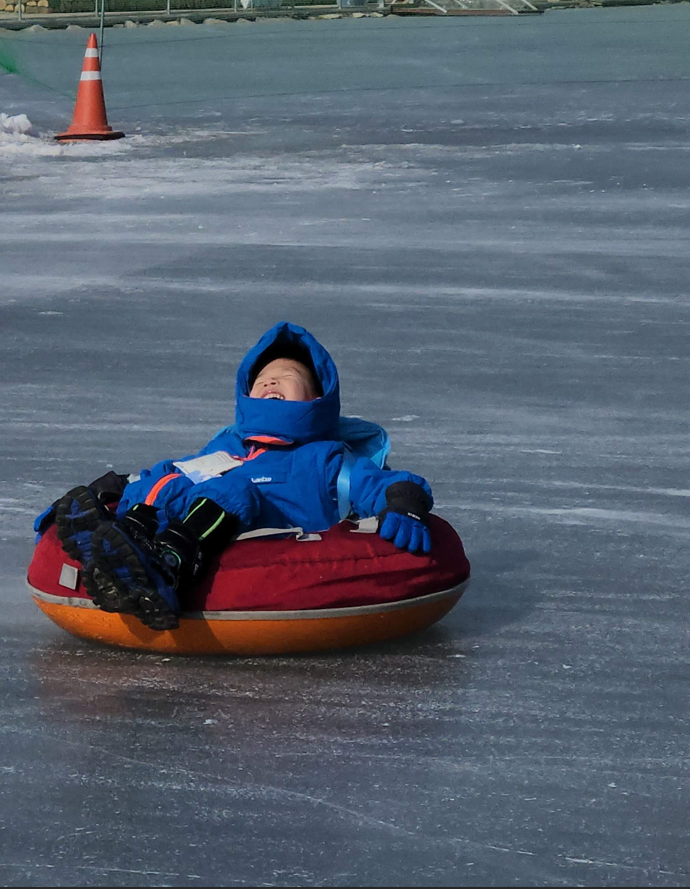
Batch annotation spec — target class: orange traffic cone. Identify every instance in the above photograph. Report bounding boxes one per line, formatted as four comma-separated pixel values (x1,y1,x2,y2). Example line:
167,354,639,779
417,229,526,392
56,34,124,142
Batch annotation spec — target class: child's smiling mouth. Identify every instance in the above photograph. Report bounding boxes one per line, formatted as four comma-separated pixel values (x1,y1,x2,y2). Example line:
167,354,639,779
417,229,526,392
261,391,285,400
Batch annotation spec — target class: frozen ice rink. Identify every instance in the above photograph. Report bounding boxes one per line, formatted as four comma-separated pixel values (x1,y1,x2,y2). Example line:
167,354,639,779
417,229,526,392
1,6,689,886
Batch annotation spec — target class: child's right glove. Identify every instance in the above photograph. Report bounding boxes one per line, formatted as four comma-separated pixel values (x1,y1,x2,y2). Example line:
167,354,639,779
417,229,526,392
377,481,433,555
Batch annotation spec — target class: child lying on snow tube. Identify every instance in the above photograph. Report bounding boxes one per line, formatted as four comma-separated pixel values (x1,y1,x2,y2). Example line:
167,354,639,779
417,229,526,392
34,322,436,633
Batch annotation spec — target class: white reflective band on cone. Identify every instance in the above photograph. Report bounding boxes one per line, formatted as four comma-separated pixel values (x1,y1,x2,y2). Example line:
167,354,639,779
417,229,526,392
80,72,102,81
85,49,99,57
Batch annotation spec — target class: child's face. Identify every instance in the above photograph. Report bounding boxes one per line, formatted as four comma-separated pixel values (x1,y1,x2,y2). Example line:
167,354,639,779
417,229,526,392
249,358,318,403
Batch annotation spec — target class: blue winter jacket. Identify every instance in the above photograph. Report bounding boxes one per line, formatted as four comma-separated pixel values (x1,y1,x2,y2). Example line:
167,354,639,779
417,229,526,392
117,322,432,533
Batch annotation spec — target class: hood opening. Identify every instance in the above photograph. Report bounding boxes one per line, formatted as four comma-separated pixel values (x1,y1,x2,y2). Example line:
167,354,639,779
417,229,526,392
247,338,324,398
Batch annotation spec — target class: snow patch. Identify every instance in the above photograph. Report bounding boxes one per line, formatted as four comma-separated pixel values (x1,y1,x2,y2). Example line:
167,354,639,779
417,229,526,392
0,113,61,156
0,112,133,157
0,112,36,138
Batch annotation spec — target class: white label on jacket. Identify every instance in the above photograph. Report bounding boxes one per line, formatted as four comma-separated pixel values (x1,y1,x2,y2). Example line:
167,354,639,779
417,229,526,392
173,451,243,485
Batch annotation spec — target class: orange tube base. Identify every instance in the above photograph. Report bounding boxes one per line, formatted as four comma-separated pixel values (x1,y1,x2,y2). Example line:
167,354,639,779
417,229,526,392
30,585,466,656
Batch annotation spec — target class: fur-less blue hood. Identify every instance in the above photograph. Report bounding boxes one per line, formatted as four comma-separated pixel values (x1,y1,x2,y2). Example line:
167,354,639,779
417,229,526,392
235,322,341,444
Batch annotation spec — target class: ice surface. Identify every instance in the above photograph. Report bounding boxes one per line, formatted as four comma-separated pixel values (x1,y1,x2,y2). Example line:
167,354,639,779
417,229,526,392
1,7,689,887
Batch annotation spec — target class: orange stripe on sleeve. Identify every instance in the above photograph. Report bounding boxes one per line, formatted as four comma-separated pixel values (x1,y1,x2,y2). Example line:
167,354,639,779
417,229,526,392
144,473,183,507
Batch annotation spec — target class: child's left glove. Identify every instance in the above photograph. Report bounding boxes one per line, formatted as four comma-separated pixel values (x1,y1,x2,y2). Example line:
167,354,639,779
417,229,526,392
378,481,433,555
33,470,130,542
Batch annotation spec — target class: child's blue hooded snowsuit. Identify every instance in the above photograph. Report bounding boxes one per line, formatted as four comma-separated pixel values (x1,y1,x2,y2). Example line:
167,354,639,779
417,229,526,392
117,322,432,533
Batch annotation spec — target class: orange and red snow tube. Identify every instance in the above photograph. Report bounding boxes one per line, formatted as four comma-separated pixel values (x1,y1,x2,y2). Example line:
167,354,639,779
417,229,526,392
27,515,470,656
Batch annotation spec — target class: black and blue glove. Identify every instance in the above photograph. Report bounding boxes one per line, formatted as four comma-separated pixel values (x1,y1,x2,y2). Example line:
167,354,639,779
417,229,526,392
33,470,130,543
378,481,433,555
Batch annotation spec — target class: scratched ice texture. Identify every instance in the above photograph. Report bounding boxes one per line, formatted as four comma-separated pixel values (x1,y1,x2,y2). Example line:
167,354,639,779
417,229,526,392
0,6,689,886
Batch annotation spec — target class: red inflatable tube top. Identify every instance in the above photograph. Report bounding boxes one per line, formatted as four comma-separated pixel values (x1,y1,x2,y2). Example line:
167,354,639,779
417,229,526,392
28,514,471,613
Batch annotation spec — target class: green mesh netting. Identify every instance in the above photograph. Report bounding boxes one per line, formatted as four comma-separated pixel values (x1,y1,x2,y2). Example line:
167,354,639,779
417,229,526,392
0,37,19,74
1,6,690,112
